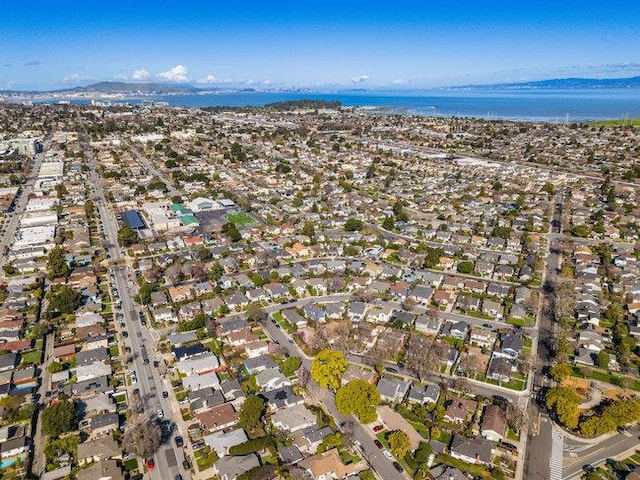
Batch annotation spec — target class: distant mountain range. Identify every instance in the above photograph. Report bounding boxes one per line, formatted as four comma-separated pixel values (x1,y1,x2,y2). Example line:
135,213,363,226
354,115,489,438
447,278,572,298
454,75,640,90
68,81,201,94
2,76,640,97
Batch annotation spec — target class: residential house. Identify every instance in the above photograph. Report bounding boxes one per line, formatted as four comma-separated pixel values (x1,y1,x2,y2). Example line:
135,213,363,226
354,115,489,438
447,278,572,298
76,459,124,480
255,368,292,392
449,435,495,466
298,448,360,479
501,333,524,358
244,354,278,374
415,314,442,336
444,397,478,424
259,386,304,411
216,454,260,480
204,429,248,457
271,404,317,433
480,404,507,442
377,376,410,403
196,403,239,433
407,384,441,405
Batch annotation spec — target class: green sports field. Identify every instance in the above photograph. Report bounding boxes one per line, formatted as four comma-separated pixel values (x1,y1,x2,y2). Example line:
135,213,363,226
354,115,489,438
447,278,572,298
225,212,255,226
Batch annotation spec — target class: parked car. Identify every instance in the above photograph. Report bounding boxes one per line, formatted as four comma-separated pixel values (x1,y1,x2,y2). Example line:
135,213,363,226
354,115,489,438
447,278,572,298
373,425,384,432
374,439,383,449
393,461,404,473
146,458,155,471
157,409,164,419
162,391,169,398
182,459,190,469
383,450,393,460
175,436,184,447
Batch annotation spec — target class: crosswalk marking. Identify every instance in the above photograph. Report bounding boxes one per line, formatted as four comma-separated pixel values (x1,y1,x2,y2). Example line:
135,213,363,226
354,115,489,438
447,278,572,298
549,426,564,480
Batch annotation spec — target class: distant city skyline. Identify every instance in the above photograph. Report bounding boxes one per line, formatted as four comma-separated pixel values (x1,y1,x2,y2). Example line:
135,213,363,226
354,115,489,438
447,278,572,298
2,0,640,90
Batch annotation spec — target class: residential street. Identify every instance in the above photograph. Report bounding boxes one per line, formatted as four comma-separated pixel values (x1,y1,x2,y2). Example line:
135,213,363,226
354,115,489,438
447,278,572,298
88,150,191,480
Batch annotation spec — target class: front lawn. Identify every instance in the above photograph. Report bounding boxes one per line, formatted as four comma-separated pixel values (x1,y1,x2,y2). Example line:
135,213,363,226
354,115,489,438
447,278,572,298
20,350,42,366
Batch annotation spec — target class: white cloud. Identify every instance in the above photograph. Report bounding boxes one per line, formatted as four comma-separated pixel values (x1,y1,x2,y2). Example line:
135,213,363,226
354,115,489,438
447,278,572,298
132,69,150,80
196,74,233,84
63,73,90,83
351,74,370,84
157,65,190,82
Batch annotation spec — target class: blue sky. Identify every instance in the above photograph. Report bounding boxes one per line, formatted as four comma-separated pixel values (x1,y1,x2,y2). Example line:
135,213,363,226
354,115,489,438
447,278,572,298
2,1,639,90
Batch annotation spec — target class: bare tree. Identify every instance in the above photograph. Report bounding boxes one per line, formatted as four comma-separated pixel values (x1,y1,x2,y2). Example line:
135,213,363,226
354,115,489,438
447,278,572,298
458,353,481,377
327,276,345,293
405,333,446,381
296,366,310,387
523,290,540,315
553,278,576,323
191,263,207,281
505,403,526,432
122,415,162,459
451,377,471,396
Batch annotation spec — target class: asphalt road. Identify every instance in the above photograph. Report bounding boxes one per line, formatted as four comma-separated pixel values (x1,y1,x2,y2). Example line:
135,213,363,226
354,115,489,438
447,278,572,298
562,425,640,479
258,318,407,480
523,408,553,480
88,151,190,480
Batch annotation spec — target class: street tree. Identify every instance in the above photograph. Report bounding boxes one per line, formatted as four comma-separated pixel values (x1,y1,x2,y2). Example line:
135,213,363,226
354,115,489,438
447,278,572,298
545,387,580,430
245,303,267,323
122,415,162,459
310,349,347,391
335,380,380,423
388,430,411,459
117,224,138,246
549,363,573,383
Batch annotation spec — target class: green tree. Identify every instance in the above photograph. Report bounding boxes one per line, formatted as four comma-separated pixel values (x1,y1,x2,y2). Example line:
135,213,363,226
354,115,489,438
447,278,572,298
279,356,302,377
413,441,432,463
311,349,347,391
245,303,266,323
238,394,265,432
456,261,474,274
596,350,610,369
197,246,213,261
117,224,138,246
47,286,82,317
42,399,77,436
344,218,364,232
138,282,154,305
545,387,580,430
491,226,512,239
335,379,380,423
208,262,224,281
579,397,640,437
388,430,410,459
541,182,556,195
549,363,573,383
301,221,315,238
48,362,65,374
422,246,444,269
47,247,69,279
382,216,395,230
